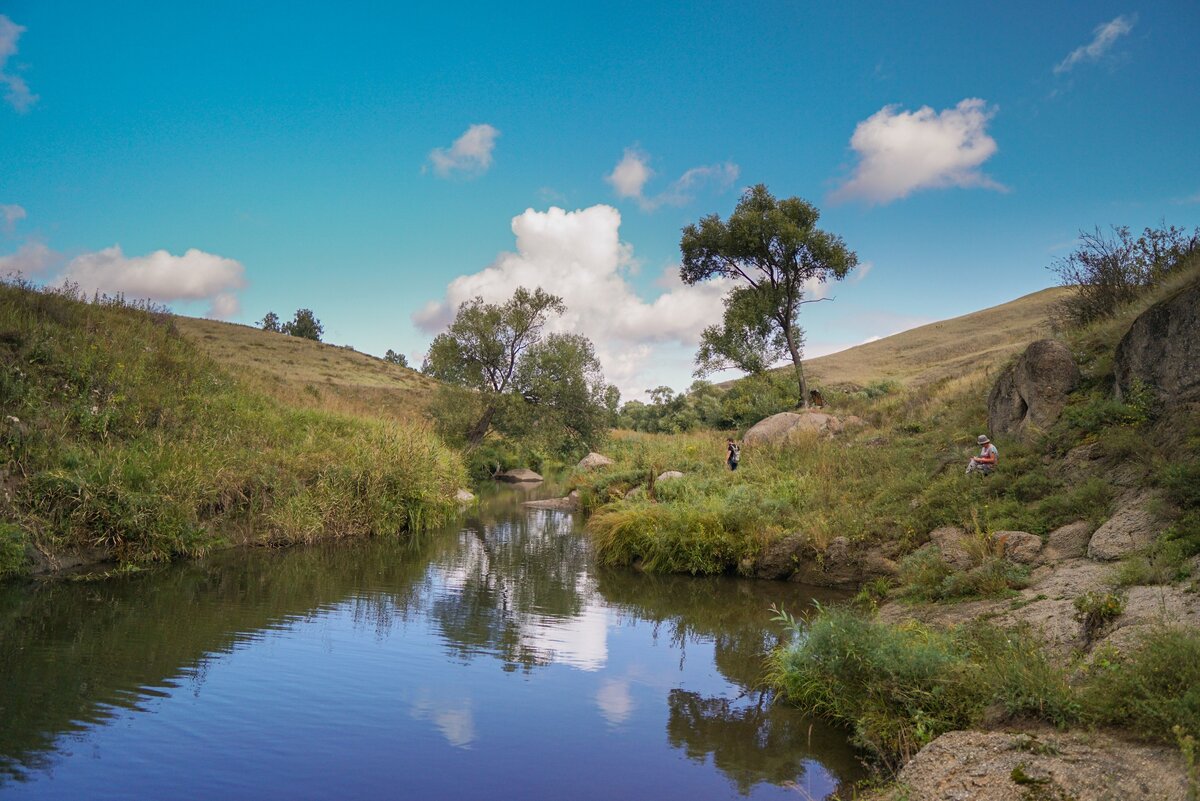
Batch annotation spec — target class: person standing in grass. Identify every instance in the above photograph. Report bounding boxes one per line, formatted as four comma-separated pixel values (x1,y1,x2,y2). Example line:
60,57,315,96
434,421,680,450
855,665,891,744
966,434,998,475
726,438,741,471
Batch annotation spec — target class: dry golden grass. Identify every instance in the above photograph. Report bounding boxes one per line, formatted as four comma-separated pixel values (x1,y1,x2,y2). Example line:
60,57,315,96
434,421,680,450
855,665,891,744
794,286,1071,390
174,316,439,421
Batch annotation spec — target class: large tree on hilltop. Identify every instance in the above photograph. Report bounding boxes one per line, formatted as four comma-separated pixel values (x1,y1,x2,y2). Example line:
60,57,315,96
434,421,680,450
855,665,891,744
680,184,857,407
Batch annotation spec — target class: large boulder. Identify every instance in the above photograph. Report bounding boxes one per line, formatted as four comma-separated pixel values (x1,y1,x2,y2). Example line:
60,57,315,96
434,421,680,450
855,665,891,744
1114,278,1200,407
743,411,843,446
656,470,684,482
987,339,1080,436
576,452,614,470
495,468,543,483
1087,491,1160,561
1040,520,1094,562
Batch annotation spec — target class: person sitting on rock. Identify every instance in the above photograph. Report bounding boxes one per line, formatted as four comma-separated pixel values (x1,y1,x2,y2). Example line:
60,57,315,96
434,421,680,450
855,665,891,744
966,434,998,475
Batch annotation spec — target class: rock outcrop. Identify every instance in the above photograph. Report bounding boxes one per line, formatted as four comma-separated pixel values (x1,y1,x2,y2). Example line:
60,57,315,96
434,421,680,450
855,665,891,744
455,488,475,504
656,470,684,482
743,411,843,445
987,339,1080,436
1039,520,1093,562
495,468,543,483
576,452,614,470
523,490,580,511
1114,277,1200,407
753,535,898,587
1086,490,1160,561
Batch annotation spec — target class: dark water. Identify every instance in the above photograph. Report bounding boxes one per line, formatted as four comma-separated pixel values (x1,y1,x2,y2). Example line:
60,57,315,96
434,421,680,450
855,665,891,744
0,481,862,800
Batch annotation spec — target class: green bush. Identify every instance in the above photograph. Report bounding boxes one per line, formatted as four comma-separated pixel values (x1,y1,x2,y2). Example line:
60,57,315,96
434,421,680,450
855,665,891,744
897,546,1029,603
1073,591,1125,644
1083,626,1200,741
0,523,28,578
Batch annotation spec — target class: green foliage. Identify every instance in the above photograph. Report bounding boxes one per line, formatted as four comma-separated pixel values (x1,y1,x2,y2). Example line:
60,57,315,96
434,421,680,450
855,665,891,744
0,280,464,570
0,523,28,579
383,349,408,367
1061,391,1151,433
1073,591,1125,644
259,311,281,332
1049,223,1199,327
281,308,323,341
1082,626,1200,742
695,285,795,377
897,546,1029,603
680,184,858,405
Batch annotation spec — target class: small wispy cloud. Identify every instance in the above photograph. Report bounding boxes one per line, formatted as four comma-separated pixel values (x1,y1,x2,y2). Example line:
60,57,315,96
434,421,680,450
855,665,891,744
0,203,26,235
832,99,1005,205
427,123,500,178
0,15,36,112
605,147,739,212
1054,14,1136,74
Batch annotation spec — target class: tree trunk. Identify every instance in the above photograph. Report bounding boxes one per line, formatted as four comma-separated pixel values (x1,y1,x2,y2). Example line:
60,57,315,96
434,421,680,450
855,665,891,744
466,404,496,447
785,332,808,408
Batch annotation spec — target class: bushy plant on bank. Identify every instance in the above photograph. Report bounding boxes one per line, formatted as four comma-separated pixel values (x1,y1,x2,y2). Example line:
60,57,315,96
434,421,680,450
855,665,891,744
0,280,464,576
766,606,1200,772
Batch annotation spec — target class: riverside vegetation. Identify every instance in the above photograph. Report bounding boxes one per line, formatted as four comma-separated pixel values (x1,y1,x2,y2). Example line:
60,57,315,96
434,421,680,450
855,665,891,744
568,229,1200,788
0,280,464,577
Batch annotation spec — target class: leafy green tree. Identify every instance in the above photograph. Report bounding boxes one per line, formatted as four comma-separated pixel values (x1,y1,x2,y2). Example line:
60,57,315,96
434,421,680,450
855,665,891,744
423,287,566,446
510,333,610,453
259,311,281,332
383,349,409,367
695,285,792,377
281,309,324,341
680,184,857,407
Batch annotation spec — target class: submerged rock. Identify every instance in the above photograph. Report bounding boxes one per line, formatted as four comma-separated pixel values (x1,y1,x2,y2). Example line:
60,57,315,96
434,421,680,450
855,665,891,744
522,490,580,511
495,468,543,483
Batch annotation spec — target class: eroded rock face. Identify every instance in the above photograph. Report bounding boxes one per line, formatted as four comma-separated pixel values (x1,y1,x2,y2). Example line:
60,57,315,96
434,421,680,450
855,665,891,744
576,452,614,470
1115,278,1200,407
987,339,1080,436
1086,491,1160,561
742,411,843,446
1040,520,1093,562
875,729,1189,801
994,530,1042,564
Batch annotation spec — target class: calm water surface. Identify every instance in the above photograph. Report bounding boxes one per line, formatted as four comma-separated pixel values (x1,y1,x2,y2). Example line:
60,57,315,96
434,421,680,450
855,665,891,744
0,481,862,800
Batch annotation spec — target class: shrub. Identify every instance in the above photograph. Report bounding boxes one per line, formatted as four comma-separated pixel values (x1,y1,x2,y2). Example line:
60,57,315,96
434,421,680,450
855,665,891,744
1083,626,1200,741
1074,591,1125,644
0,523,28,579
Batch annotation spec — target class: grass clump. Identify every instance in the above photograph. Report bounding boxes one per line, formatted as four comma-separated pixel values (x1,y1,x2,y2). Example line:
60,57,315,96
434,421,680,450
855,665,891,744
0,523,28,579
1073,591,1125,645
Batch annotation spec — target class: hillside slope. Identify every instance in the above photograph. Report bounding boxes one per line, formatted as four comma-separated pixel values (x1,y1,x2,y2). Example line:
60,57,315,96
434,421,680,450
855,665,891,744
785,286,1070,390
174,317,439,421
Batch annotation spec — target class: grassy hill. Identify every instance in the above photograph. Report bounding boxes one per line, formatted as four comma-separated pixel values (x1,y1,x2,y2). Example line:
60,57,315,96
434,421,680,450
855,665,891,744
175,317,439,422
174,316,441,422
721,286,1071,392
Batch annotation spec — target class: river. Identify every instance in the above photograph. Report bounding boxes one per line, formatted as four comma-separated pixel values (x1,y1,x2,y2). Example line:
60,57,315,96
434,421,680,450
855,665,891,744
0,479,863,800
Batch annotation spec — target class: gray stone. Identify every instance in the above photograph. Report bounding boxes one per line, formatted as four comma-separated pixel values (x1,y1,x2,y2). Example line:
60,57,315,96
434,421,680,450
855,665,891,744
454,488,475,504
994,530,1042,564
1115,277,1200,407
743,411,843,446
987,339,1080,437
656,470,684,482
495,468,543,483
928,525,973,570
1041,520,1094,562
576,452,614,470
1087,491,1161,561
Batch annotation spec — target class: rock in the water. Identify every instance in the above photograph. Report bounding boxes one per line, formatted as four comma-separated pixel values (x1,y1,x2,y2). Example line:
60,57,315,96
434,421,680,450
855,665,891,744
656,470,684,482
994,530,1042,564
1041,520,1094,562
576,452,614,470
495,468,543,483
455,488,475,504
743,411,843,445
1114,277,1200,407
1087,491,1161,560
523,492,580,511
987,339,1080,436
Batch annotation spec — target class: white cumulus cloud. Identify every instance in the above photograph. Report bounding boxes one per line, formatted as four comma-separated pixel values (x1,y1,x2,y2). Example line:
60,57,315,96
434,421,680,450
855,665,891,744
0,241,57,276
0,15,36,112
428,123,500,178
59,245,247,319
1055,14,1136,74
413,204,735,395
833,98,1005,205
606,147,739,211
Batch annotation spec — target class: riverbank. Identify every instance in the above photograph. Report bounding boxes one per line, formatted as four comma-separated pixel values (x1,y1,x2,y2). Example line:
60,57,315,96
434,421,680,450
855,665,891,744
0,281,465,577
565,267,1200,795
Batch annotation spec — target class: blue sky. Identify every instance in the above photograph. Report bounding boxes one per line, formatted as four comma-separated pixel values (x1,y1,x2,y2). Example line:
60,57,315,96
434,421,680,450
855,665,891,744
2,2,1198,396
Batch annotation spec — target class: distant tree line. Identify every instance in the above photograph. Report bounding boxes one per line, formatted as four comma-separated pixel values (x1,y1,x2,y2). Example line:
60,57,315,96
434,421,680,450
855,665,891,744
259,309,324,341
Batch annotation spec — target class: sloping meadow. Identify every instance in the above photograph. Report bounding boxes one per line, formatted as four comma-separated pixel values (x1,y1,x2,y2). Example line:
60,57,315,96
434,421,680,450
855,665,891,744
0,281,464,576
